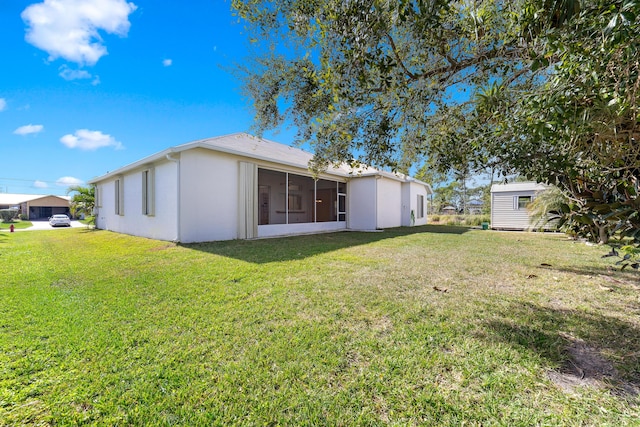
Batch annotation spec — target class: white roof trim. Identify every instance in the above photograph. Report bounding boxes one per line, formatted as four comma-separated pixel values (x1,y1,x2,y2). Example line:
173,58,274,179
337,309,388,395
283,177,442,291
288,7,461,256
490,182,549,193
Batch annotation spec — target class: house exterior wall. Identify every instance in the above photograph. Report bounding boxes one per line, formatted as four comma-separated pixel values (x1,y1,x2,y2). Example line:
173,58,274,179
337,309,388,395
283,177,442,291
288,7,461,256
401,181,429,226
401,183,412,226
376,177,402,229
347,176,377,230
258,221,346,238
95,160,179,241
179,149,240,243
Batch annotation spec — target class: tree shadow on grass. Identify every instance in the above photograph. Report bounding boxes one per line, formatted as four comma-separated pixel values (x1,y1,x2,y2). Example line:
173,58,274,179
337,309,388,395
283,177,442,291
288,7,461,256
481,300,640,399
542,264,640,290
182,225,470,264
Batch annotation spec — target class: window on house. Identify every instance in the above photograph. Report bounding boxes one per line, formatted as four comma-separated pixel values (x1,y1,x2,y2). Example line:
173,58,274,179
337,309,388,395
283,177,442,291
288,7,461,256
142,169,155,216
417,194,425,218
95,186,102,208
338,182,347,222
516,195,532,209
115,178,124,215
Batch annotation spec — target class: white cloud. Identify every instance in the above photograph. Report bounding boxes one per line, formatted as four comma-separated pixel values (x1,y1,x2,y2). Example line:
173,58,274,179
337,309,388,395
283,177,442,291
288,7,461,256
34,180,49,189
0,98,6,111
56,176,84,187
59,65,92,81
162,58,172,67
14,124,44,135
60,129,123,150
22,0,137,66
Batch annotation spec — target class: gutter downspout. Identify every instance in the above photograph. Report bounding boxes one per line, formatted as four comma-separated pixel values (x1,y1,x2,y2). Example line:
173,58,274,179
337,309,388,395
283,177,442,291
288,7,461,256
166,153,181,242
375,175,380,229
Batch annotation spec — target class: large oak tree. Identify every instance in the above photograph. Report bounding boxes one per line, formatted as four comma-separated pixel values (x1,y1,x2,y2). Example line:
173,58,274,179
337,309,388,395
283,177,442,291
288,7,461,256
232,0,639,243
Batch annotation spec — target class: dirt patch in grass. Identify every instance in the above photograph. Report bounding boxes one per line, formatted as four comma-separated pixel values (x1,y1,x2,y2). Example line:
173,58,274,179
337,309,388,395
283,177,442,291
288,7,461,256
548,332,640,398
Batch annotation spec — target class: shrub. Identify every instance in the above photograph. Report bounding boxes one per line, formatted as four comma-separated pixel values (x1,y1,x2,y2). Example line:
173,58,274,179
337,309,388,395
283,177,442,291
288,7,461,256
0,209,18,223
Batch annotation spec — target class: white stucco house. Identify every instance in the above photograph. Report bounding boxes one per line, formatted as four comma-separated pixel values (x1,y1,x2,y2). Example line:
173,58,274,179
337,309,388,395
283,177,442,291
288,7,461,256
88,133,432,243
490,182,549,230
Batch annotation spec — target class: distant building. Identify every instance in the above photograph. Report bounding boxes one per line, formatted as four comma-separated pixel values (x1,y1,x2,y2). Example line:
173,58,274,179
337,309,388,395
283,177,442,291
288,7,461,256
490,182,549,230
0,193,71,220
442,205,457,215
467,199,484,215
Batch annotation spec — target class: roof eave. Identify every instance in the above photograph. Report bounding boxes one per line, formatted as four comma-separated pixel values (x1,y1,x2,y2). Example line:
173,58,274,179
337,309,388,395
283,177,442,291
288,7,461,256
88,140,351,184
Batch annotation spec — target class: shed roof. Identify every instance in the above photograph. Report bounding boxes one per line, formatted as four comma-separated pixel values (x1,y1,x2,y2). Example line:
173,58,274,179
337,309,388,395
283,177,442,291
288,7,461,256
89,133,432,192
490,182,549,193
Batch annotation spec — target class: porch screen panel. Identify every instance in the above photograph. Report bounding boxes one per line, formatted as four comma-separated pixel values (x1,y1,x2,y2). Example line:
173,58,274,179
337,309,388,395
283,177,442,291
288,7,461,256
315,179,337,222
257,169,286,224
238,162,258,239
288,174,314,224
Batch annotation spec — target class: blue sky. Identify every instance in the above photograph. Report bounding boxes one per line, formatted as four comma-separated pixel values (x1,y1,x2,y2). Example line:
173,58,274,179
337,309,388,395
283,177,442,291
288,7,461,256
0,0,296,195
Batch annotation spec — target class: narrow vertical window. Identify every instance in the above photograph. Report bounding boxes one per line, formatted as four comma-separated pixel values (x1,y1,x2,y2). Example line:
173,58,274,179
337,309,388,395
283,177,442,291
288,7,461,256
115,178,124,216
142,169,155,216
417,194,424,219
337,182,347,222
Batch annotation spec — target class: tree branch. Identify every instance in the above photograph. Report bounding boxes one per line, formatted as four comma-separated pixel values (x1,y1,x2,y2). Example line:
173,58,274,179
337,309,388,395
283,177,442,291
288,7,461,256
385,33,417,80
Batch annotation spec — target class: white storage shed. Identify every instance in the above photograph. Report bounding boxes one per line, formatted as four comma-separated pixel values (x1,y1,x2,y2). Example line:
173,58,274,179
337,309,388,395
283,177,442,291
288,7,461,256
490,182,549,230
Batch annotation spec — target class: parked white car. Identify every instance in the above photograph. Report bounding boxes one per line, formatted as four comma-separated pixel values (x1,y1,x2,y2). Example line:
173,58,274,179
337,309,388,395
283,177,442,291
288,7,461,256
49,214,71,227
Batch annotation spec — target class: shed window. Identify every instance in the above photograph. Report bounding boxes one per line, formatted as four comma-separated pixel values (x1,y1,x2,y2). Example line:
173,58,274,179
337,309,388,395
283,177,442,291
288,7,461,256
516,195,532,210
417,194,425,219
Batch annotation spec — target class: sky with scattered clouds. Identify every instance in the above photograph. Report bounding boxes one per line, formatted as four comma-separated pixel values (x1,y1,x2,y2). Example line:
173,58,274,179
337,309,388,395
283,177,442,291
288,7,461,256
1,0,294,195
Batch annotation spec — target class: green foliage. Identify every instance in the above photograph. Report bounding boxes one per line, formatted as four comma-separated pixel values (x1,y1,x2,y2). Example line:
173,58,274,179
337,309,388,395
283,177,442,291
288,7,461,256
232,0,532,172
232,0,640,244
479,0,640,243
527,186,567,231
0,209,18,223
430,213,490,226
67,185,95,223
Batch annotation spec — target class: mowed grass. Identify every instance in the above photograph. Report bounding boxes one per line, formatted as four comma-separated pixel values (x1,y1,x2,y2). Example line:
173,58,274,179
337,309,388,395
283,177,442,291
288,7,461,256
0,226,638,425
0,221,32,230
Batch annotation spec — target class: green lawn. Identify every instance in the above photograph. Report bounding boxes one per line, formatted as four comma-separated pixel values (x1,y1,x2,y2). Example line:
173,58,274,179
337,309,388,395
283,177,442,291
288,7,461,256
1,226,638,425
0,220,32,230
